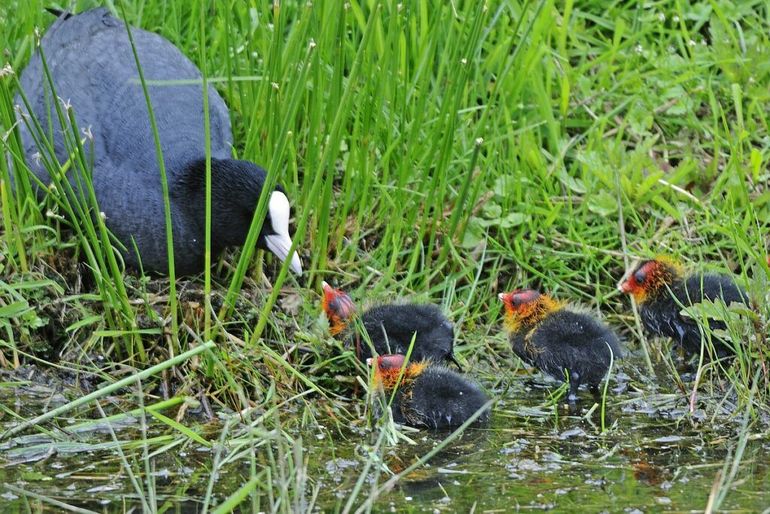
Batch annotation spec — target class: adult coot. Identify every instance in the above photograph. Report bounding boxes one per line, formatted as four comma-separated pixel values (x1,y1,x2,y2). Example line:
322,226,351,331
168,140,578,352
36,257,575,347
15,8,302,275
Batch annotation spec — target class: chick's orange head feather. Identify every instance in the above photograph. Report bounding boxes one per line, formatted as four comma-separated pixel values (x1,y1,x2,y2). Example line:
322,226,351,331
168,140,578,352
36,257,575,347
321,281,356,335
499,289,541,313
498,289,561,332
372,354,427,390
619,258,683,302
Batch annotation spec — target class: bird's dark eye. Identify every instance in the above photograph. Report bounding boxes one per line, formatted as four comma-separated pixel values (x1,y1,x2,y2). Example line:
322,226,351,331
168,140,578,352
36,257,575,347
512,296,521,307
634,270,646,284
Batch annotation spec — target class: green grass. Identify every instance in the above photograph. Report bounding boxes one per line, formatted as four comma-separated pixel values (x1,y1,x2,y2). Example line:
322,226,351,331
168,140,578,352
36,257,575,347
1,0,770,511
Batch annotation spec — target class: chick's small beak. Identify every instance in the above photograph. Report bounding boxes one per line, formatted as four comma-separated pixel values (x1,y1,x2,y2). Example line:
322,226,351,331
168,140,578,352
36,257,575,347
498,292,513,311
618,280,632,294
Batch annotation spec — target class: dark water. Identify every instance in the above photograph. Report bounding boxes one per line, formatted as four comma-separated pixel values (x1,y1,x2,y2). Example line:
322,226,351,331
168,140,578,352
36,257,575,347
1,362,768,513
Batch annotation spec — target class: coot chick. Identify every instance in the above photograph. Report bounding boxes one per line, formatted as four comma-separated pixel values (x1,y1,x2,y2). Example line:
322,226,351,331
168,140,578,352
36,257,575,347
371,354,490,429
321,282,461,367
619,257,749,358
498,289,622,401
15,8,301,275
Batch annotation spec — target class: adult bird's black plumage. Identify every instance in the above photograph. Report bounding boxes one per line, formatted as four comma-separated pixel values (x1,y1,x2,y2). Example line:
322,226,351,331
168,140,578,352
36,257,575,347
372,354,490,429
15,8,301,275
499,289,622,401
322,282,461,368
619,258,749,358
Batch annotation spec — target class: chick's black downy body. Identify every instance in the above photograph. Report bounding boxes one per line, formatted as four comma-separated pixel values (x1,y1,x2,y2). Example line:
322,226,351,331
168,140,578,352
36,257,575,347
16,8,300,275
639,273,748,358
357,304,458,366
389,366,489,429
511,310,622,399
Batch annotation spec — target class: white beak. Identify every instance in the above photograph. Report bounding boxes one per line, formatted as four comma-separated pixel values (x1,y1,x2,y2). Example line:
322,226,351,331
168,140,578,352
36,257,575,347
265,233,303,275
265,191,302,275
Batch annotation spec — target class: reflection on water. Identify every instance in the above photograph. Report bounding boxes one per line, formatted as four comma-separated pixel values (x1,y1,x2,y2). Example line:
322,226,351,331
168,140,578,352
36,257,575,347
0,359,768,512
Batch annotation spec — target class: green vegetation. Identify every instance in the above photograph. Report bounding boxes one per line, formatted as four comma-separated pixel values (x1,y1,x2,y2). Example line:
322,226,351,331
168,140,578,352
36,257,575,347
0,0,768,511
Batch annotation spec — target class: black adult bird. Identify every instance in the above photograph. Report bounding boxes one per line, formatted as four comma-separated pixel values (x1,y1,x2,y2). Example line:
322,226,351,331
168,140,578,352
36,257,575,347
499,289,622,401
371,354,490,429
321,282,461,368
14,8,301,275
619,257,749,358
